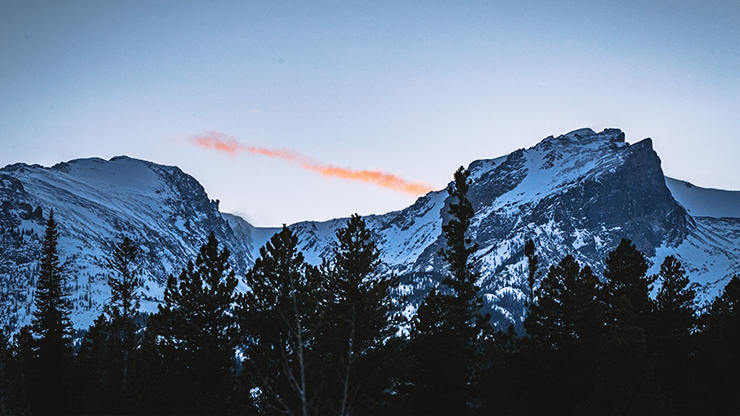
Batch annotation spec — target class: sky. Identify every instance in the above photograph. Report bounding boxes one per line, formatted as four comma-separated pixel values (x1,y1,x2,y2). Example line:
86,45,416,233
1,0,739,227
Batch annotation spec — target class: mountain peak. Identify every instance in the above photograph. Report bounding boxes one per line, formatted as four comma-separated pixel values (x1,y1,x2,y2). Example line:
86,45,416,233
564,127,597,137
554,127,625,143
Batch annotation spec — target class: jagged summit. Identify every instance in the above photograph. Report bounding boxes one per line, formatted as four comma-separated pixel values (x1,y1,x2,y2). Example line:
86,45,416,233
541,127,625,145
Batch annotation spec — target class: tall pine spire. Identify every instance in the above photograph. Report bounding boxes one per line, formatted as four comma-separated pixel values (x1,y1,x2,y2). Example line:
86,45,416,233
30,209,73,415
409,166,486,415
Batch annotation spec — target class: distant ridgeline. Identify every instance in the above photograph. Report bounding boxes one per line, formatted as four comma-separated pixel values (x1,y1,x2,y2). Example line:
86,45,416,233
2,142,740,414
1,128,740,333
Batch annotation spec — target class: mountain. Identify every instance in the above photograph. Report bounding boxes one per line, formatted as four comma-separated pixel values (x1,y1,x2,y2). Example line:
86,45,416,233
0,156,253,329
2,128,740,330
229,128,740,327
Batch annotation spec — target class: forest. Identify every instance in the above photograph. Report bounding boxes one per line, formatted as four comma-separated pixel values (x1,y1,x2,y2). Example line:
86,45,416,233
1,167,739,415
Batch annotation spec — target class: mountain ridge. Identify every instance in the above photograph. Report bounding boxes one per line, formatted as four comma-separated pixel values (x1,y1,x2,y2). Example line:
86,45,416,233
2,128,739,329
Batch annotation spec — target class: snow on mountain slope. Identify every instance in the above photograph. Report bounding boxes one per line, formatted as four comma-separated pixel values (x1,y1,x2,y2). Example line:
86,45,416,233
665,177,740,219
0,156,251,329
651,216,740,298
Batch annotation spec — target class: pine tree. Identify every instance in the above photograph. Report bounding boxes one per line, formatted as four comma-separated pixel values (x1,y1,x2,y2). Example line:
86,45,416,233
30,210,74,415
0,326,12,415
239,225,323,416
9,327,34,414
105,236,143,323
75,236,144,413
101,235,143,395
585,240,667,414
599,238,654,329
75,315,119,414
654,255,696,337
522,255,602,413
408,166,486,415
653,255,697,414
147,232,239,414
438,167,482,320
586,326,668,415
525,255,601,351
695,276,740,414
524,239,538,305
316,214,401,415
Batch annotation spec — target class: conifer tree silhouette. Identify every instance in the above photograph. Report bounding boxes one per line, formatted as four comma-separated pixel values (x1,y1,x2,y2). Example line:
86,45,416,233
30,210,73,415
148,232,239,414
239,225,323,416
409,166,487,415
317,214,401,415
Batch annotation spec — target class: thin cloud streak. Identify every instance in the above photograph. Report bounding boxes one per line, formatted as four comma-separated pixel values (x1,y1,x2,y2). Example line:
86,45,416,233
193,132,436,195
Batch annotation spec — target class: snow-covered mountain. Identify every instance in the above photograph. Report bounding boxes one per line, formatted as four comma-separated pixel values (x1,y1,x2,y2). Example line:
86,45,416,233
2,128,740,330
0,156,254,329
229,128,740,327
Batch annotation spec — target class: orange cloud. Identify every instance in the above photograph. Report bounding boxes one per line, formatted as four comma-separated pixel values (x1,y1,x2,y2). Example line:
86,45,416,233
193,132,435,195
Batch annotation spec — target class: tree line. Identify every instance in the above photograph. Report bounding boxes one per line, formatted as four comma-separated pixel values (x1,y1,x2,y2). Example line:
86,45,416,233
1,167,739,415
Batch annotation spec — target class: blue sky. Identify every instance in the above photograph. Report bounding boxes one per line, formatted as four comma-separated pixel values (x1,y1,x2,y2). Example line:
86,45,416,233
1,0,739,226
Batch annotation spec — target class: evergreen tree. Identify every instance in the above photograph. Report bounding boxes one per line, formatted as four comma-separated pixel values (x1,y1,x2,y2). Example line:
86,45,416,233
524,239,538,305
523,255,602,413
654,256,695,334
30,210,74,415
146,232,239,414
586,240,667,414
695,276,740,414
316,214,401,415
239,225,323,416
75,316,121,414
75,236,144,413
104,235,143,395
438,167,482,320
408,166,486,415
652,255,697,414
525,255,602,350
599,238,654,329
104,236,143,323
0,326,12,415
10,327,34,415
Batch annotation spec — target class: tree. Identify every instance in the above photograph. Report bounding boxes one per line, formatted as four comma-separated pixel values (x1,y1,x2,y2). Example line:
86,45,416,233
104,236,143,395
75,236,144,413
146,232,239,414
0,326,13,415
586,326,668,415
30,209,74,415
599,238,654,329
525,255,601,351
438,167,482,320
524,239,538,305
316,214,401,415
523,255,602,413
585,240,667,414
104,236,143,323
695,276,740,414
408,166,486,415
239,225,323,416
654,255,696,338
652,255,697,414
